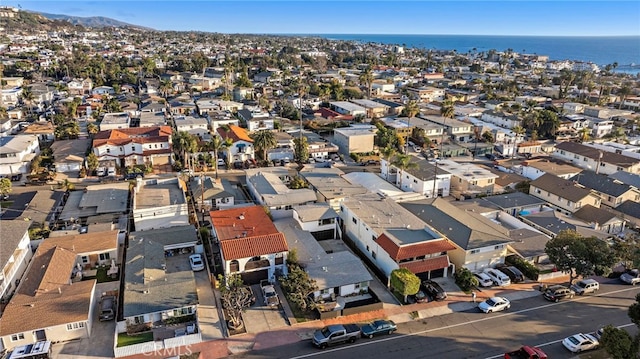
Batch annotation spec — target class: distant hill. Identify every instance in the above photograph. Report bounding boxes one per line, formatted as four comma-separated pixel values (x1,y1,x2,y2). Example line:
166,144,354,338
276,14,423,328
36,12,152,30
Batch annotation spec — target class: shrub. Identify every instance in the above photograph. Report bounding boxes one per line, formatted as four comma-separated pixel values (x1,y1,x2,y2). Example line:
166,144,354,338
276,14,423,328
454,267,478,291
506,256,540,280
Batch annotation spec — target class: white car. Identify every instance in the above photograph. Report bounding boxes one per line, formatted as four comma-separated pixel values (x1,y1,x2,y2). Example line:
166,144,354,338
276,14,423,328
474,272,494,287
413,146,422,152
484,268,511,286
189,254,205,271
477,297,510,313
562,333,599,353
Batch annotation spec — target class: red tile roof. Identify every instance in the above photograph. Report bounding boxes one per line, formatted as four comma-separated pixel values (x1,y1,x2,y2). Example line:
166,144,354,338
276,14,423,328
376,234,456,261
210,205,288,260
400,256,450,274
217,124,253,143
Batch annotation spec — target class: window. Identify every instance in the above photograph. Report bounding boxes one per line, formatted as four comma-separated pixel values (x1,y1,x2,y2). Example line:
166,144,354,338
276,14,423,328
352,217,358,225
11,333,24,341
535,189,541,194
371,252,377,259
133,315,145,324
366,245,370,252
470,249,480,254
173,307,193,316
66,322,86,331
488,178,494,184
371,235,376,242
320,288,330,295
131,146,135,151
494,245,504,250
106,148,110,154
81,256,89,264
574,154,579,159
99,253,110,261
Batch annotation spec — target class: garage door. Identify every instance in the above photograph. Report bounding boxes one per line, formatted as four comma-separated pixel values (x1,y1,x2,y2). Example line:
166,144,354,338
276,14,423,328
241,269,268,285
56,162,81,172
153,155,170,165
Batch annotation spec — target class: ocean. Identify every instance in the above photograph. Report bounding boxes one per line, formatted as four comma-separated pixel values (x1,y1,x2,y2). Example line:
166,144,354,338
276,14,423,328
312,34,640,70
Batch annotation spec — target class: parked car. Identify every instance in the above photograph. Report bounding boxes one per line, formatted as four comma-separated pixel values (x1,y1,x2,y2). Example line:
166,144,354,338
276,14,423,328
484,268,511,286
189,254,205,271
312,324,361,349
107,167,116,177
422,280,447,301
96,167,106,177
260,280,280,308
99,294,116,321
504,345,548,359
542,285,575,302
478,296,511,313
498,266,525,283
594,327,605,340
562,333,599,353
570,278,600,295
124,172,144,180
360,320,397,339
414,290,428,303
474,272,494,287
10,173,22,181
620,269,640,285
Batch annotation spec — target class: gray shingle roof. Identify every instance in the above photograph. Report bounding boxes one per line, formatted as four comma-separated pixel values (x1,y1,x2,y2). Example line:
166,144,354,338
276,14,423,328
484,192,547,210
556,142,640,167
0,219,31,268
570,171,634,197
530,173,594,202
573,205,619,225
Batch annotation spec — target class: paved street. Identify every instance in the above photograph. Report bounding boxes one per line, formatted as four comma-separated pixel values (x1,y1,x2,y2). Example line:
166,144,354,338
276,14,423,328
230,282,640,359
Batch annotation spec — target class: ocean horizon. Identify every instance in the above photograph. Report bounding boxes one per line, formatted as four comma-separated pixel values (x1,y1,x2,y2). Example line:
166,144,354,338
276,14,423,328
294,34,640,69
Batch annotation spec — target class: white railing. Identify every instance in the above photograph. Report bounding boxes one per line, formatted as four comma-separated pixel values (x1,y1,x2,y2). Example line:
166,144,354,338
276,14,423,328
114,340,163,357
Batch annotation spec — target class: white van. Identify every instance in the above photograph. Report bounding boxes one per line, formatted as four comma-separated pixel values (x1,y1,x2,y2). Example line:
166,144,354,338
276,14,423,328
107,167,116,177
96,167,107,177
484,268,511,286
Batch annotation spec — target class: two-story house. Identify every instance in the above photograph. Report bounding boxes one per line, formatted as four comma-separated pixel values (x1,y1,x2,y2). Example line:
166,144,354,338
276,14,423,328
0,220,33,303
435,159,498,198
0,135,40,177
480,110,522,129
92,126,173,169
401,198,513,272
132,177,189,231
421,115,475,142
569,171,640,208
529,173,601,214
382,157,452,198
216,125,255,163
99,112,131,131
553,142,640,175
245,167,317,219
210,205,289,284
237,109,275,132
174,115,209,137
340,193,457,280
188,176,234,211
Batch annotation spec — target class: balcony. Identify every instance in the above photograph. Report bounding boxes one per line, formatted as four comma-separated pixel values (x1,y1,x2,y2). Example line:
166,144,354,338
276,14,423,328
244,259,270,271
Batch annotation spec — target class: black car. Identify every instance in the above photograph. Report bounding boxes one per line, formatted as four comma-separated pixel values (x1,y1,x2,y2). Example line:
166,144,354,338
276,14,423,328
422,280,447,301
543,285,575,302
498,266,525,283
124,172,144,180
10,173,22,181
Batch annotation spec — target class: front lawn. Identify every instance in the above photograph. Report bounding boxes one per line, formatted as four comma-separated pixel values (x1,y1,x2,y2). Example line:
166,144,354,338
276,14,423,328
116,332,153,347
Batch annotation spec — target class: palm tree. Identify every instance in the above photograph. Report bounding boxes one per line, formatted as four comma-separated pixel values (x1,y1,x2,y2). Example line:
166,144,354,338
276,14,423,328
159,79,173,98
173,131,198,171
379,145,396,181
206,135,224,178
87,123,99,137
617,84,632,110
578,127,591,143
21,87,35,118
391,154,418,190
440,99,455,119
251,130,277,161
359,67,374,99
512,125,525,141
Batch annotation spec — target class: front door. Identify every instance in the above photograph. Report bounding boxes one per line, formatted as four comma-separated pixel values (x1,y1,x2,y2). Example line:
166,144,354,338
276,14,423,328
35,329,46,341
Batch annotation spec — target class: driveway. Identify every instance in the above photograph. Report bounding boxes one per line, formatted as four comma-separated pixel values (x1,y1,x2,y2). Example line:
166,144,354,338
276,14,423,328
51,282,119,359
242,284,289,334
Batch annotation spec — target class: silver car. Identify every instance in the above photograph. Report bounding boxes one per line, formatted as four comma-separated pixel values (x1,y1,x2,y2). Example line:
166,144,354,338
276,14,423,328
570,279,600,295
620,269,640,285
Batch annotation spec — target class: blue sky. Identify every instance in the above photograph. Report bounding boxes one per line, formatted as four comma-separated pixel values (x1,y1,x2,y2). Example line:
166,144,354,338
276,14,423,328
6,1,640,36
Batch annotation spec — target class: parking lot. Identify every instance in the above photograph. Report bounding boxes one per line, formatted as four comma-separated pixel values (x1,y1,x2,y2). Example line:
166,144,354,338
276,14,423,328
242,284,289,334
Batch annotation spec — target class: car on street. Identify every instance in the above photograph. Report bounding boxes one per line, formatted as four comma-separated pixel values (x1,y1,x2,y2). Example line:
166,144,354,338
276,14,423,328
620,269,640,285
189,254,205,271
360,320,397,339
474,272,494,287
570,278,600,295
562,333,599,353
477,296,511,313
422,280,447,301
542,284,575,302
594,327,605,340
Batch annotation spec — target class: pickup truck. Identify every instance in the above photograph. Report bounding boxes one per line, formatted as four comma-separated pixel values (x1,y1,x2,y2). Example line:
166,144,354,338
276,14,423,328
504,345,548,359
312,324,361,349
99,294,116,321
260,280,280,308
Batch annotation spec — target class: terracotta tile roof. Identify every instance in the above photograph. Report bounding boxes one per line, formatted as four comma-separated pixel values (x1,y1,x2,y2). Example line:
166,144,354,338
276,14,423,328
376,234,456,261
400,256,451,274
93,126,172,147
220,233,288,260
217,124,253,143
211,205,288,260
38,230,118,255
0,246,95,336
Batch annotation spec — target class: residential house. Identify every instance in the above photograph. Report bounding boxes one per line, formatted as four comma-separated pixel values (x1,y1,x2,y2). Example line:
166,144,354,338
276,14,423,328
92,126,173,169
0,220,33,303
132,177,189,231
0,87,21,107
99,112,131,131
573,205,626,234
529,173,601,214
216,125,255,163
196,99,244,116
41,230,119,274
245,167,317,219
210,205,289,284
67,78,93,95
341,193,457,280
401,198,513,272
552,141,640,175
237,109,274,132
299,166,369,212
332,126,376,155
0,246,96,351
589,118,614,138
329,101,367,117
349,99,389,119
122,226,200,332
377,117,414,143
342,172,426,203
91,86,115,96
58,182,129,226
569,171,640,208
518,157,583,180
23,122,55,143
435,159,498,198
138,112,167,128
291,203,339,240
483,192,549,217
583,141,640,161
274,217,372,308
480,110,522,129
208,111,240,133
187,176,234,211
521,209,611,239
289,130,339,161
372,98,404,115
606,200,640,230
421,115,475,142
0,135,40,177
49,139,91,173
174,115,209,138
406,86,445,101
382,157,452,198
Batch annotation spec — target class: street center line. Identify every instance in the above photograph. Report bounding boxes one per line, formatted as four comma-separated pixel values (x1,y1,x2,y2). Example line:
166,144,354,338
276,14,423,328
288,286,640,359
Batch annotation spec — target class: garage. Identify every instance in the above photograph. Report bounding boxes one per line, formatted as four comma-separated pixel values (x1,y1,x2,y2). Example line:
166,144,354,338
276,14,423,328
241,269,268,285
55,160,82,173
152,155,171,165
